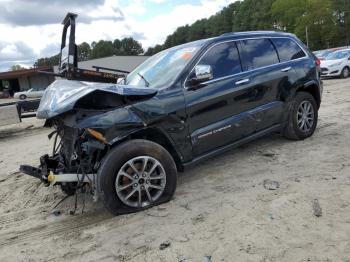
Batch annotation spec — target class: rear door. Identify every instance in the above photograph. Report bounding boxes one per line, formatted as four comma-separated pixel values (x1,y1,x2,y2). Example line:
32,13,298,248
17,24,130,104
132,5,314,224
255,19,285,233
239,38,297,132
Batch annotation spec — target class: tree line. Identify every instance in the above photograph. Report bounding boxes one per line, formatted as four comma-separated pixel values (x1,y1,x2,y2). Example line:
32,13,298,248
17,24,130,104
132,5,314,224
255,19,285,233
33,37,144,67
145,0,350,55
32,0,350,68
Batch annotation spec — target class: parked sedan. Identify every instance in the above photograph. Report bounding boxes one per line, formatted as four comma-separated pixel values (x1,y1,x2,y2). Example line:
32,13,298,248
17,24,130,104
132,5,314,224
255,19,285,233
14,88,45,100
320,49,350,78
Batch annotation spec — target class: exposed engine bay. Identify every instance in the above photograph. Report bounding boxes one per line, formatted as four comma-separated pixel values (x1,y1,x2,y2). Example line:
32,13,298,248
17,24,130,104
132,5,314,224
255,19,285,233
20,80,157,201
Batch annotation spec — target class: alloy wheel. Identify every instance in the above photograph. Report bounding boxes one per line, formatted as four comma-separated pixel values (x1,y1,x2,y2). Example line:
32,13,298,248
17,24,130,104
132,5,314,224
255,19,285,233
115,156,166,208
297,100,315,133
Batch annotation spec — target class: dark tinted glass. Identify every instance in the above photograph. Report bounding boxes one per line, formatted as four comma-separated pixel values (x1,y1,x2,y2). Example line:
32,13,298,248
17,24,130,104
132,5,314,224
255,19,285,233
272,38,306,62
241,39,279,70
198,42,242,79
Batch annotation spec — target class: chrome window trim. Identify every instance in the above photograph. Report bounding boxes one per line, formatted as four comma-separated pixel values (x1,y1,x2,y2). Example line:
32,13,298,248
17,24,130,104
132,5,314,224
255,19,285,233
184,36,309,89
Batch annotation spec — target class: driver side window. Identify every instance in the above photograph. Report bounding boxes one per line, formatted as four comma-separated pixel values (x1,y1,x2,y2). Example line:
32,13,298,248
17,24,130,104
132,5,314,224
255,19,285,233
198,42,242,79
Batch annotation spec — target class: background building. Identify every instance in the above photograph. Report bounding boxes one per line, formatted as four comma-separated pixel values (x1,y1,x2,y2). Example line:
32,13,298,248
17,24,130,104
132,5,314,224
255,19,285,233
0,67,54,97
0,55,150,98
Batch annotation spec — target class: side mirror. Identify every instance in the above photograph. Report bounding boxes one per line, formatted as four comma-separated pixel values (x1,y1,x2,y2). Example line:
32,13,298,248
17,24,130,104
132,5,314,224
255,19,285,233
187,65,213,89
194,65,213,81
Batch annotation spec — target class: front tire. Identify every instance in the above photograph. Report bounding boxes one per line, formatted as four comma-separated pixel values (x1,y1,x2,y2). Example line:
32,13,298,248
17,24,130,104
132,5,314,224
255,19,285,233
341,67,350,78
284,91,318,140
98,139,177,215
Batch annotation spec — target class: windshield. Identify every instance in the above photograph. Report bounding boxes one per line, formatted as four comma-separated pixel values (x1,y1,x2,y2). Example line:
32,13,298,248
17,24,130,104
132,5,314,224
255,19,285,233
126,41,204,88
314,50,331,58
325,50,350,60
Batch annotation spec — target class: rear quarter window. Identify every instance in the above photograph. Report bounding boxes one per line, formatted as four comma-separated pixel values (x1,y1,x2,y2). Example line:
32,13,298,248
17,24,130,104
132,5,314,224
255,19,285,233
241,39,279,70
271,38,306,62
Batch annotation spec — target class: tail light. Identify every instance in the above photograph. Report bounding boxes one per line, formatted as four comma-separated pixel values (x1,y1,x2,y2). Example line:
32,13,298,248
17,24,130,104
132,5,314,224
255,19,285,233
316,58,321,68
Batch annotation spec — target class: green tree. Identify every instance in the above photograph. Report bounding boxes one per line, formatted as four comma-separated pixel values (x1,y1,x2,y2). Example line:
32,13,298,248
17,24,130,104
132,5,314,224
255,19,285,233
77,42,91,61
10,64,26,71
90,40,114,59
33,54,59,67
120,38,144,55
332,0,350,46
272,0,341,50
145,44,163,56
272,0,307,32
113,39,123,55
232,0,275,31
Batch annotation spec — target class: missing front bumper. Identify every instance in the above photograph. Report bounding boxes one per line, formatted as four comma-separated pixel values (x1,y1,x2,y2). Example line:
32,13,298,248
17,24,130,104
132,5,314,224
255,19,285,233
20,164,95,186
20,165,44,181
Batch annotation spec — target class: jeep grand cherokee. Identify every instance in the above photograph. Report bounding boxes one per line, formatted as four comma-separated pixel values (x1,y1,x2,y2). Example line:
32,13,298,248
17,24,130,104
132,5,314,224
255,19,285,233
21,31,322,215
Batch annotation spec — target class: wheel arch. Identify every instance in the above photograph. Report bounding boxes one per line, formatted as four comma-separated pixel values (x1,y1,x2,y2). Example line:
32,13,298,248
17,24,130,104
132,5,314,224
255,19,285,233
296,81,321,109
343,66,350,72
109,127,184,172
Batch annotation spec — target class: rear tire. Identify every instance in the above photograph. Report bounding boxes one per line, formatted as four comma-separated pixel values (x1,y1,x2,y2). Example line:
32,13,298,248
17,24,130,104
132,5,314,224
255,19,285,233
284,91,318,140
341,67,350,78
98,139,177,215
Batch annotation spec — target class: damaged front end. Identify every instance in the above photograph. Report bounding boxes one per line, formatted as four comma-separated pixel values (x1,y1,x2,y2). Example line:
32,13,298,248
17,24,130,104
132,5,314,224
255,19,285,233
22,119,107,197
20,80,156,198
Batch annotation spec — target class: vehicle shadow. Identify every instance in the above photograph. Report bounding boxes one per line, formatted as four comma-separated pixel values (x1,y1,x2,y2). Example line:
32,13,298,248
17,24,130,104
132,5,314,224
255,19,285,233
177,133,289,186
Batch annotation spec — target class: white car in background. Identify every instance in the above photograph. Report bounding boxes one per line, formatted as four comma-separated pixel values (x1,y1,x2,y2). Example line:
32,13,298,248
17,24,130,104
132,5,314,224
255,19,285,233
14,88,45,100
320,49,350,78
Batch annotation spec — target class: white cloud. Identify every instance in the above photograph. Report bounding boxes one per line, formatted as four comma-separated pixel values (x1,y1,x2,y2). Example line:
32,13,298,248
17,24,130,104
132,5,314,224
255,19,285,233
128,0,236,47
123,0,147,15
0,0,237,71
148,0,167,3
0,41,36,70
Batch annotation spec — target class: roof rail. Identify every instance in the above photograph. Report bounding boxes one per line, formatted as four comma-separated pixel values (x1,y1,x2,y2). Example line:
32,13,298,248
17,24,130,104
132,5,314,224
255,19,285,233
220,31,278,37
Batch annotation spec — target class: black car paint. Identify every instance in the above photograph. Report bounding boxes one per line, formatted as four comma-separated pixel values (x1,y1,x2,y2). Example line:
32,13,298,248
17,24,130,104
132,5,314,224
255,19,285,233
49,32,322,171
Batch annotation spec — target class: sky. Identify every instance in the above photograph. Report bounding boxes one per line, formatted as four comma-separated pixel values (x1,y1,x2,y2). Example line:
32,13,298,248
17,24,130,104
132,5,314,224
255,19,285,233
0,0,236,72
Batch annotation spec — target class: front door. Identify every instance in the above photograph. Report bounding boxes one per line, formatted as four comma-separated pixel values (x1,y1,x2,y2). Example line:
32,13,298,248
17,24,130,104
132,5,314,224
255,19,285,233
184,41,257,156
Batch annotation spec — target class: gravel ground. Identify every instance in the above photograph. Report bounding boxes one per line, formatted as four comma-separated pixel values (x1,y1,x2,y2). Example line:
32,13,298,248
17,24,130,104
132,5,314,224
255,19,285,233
0,79,350,262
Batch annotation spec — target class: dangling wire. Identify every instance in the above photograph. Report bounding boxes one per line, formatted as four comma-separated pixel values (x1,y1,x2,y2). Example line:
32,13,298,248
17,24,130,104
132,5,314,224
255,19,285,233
52,194,71,210
52,132,62,155
81,189,86,214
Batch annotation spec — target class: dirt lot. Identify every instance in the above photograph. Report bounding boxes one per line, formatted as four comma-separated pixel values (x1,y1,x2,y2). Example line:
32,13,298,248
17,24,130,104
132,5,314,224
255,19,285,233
0,79,350,262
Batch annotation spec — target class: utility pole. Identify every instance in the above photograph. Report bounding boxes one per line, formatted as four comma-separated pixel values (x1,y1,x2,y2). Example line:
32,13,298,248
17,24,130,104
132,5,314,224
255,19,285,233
305,26,309,47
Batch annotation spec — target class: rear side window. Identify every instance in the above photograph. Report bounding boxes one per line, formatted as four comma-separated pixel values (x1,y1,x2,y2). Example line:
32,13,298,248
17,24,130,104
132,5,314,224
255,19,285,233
241,39,279,70
272,38,306,62
198,42,242,79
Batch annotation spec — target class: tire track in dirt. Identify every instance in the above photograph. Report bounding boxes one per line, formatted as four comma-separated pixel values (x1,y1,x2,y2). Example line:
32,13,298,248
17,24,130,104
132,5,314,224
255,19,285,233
0,211,113,247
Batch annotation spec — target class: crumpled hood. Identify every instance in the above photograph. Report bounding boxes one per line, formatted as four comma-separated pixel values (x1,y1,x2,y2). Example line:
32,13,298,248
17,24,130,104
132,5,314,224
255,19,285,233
37,80,157,119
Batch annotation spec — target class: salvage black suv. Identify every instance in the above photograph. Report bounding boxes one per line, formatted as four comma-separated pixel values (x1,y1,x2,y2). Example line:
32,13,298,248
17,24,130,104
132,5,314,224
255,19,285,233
22,32,322,215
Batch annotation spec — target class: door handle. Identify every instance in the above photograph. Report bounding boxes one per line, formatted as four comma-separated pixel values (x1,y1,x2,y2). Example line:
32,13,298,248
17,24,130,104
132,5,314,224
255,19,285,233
281,66,292,72
235,78,250,85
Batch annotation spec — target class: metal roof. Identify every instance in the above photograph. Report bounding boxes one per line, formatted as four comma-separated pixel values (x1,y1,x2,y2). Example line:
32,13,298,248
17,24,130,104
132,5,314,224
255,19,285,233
53,55,150,74
0,66,53,80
